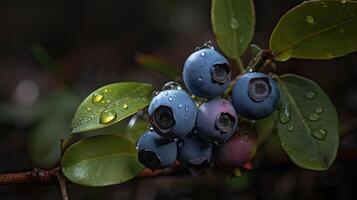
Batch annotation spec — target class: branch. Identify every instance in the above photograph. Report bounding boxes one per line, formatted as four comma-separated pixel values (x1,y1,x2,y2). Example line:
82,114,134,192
0,167,57,185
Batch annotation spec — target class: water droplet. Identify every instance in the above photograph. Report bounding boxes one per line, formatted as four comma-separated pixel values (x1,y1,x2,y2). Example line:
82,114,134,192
106,100,111,103
92,93,103,103
287,125,295,132
279,103,291,124
198,77,203,82
185,105,189,112
276,49,293,61
312,129,327,140
152,91,160,97
230,17,239,29
121,103,128,109
161,81,182,91
341,0,346,4
104,89,109,93
305,92,316,99
185,116,188,120
316,107,324,114
200,52,206,57
309,113,320,122
86,107,92,111
178,104,183,108
168,97,173,101
306,15,314,24
100,109,117,124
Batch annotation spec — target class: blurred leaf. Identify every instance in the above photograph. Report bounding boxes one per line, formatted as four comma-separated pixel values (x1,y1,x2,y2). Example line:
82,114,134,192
211,0,255,59
70,82,154,134
136,54,180,79
255,115,277,145
270,0,357,61
30,43,60,71
28,90,79,168
61,134,143,186
275,74,339,170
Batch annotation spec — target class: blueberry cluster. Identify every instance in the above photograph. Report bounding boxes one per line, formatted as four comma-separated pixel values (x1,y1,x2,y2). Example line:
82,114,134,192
136,47,279,172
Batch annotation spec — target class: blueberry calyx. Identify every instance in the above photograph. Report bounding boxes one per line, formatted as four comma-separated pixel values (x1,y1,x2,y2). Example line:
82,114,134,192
151,106,175,133
215,112,236,134
138,149,161,169
211,63,230,84
248,77,271,102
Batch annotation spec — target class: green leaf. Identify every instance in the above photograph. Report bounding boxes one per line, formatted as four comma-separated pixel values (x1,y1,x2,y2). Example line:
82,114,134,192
28,90,79,169
270,0,357,61
135,54,180,79
70,82,154,134
275,74,339,170
61,134,143,186
211,0,255,59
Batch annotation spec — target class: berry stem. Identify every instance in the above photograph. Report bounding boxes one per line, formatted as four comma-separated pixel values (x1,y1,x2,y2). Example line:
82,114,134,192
236,57,245,73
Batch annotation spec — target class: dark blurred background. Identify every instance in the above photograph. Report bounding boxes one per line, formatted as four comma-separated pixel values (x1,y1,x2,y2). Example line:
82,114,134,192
0,0,356,199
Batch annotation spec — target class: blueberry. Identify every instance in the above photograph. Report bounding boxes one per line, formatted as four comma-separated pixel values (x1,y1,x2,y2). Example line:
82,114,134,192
148,90,197,139
183,48,231,98
232,72,279,120
177,134,213,169
136,130,177,170
215,132,257,170
196,98,238,144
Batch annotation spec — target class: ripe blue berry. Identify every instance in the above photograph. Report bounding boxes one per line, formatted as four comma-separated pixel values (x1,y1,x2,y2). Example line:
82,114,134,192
177,134,213,169
183,48,231,98
215,132,257,170
232,72,279,120
148,90,197,139
196,99,238,144
136,130,177,170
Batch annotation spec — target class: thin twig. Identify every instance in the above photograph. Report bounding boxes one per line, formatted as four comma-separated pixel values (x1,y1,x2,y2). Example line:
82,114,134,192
56,171,69,200
0,167,58,185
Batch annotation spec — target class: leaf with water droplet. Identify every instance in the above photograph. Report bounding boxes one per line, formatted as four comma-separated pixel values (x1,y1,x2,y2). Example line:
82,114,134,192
270,0,357,61
71,82,154,134
100,109,117,124
92,93,104,103
279,103,291,124
306,91,316,99
211,0,255,59
61,134,143,186
274,74,339,171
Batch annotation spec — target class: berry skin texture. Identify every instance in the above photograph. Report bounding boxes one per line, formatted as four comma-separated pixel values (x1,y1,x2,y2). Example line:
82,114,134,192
196,98,238,144
148,90,197,139
232,72,279,120
215,132,257,170
183,48,231,98
136,130,177,170
177,134,213,169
